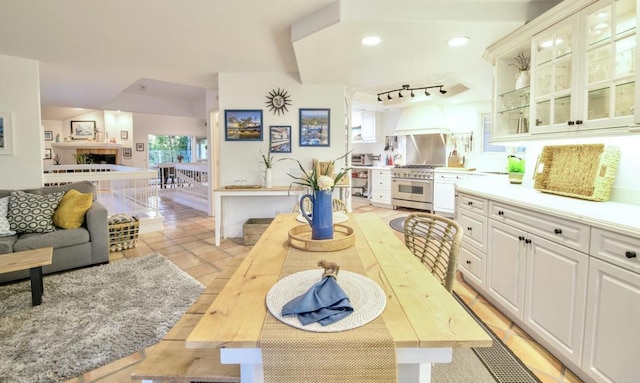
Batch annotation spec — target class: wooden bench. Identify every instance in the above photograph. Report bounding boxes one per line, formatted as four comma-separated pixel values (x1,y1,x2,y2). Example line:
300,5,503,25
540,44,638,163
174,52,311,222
131,256,244,383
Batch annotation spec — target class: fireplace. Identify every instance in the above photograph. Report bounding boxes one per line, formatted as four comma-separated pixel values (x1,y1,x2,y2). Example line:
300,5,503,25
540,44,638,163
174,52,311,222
87,153,117,164
76,149,120,165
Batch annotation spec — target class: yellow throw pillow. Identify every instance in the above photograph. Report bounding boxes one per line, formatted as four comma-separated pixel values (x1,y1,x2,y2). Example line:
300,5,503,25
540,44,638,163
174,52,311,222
53,189,93,229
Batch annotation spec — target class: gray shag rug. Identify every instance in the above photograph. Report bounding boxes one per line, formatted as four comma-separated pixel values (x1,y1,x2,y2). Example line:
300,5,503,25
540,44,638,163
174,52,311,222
0,254,204,383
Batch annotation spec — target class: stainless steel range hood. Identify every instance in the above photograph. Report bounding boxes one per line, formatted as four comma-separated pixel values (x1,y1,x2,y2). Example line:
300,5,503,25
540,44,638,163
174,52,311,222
392,104,450,136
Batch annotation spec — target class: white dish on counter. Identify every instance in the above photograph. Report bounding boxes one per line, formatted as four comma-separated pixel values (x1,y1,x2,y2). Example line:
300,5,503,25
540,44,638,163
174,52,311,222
296,212,349,224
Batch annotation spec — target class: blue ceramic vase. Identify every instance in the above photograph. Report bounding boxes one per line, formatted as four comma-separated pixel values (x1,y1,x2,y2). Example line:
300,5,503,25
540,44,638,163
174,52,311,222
300,189,334,240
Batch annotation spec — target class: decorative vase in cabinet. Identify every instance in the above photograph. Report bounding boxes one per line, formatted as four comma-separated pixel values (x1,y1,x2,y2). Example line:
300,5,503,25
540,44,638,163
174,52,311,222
515,71,530,90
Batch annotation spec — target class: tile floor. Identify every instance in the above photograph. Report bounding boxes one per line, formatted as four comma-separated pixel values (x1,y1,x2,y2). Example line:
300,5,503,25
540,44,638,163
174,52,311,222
63,195,584,383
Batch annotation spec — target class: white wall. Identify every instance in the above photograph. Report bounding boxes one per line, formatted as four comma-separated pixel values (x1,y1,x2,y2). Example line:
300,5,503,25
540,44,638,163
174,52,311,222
217,72,345,237
218,72,346,187
0,55,43,189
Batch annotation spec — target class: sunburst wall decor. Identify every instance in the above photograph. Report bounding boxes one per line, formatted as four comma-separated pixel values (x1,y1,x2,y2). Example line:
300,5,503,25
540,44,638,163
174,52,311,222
266,88,292,115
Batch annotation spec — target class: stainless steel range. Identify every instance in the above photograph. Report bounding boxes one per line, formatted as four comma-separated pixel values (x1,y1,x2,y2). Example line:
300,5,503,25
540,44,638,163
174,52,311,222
391,164,442,211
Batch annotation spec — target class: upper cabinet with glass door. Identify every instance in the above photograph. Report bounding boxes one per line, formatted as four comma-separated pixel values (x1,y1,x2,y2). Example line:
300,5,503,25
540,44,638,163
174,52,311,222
531,0,637,134
581,0,637,130
486,0,638,142
531,19,578,134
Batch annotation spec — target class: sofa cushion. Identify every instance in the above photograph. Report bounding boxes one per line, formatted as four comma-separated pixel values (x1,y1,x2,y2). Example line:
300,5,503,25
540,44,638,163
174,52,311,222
0,235,17,255
23,181,97,201
53,189,93,229
7,191,64,233
13,228,90,252
0,196,16,237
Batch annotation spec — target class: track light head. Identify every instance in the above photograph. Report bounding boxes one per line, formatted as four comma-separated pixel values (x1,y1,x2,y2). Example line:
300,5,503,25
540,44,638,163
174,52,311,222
439,87,447,95
410,90,415,97
377,95,382,103
425,89,430,97
387,93,392,100
398,91,403,98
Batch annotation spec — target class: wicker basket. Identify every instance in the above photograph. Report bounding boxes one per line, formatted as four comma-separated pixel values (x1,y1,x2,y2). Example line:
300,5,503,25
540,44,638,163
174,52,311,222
108,218,140,252
289,224,355,252
533,144,620,202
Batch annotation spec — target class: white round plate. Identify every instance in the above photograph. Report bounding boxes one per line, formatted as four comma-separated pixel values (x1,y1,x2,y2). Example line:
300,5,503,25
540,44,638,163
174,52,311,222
296,212,349,224
266,269,386,332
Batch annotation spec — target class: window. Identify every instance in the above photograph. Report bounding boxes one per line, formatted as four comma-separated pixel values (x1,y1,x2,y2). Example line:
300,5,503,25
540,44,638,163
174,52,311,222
481,113,525,154
482,113,506,153
147,135,191,166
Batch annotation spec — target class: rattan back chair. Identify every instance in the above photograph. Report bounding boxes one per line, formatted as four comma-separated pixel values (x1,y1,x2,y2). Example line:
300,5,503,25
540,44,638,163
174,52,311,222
292,198,348,214
403,213,463,293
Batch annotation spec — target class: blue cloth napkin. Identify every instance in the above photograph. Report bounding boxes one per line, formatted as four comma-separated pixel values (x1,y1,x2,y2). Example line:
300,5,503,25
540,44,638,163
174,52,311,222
282,276,354,326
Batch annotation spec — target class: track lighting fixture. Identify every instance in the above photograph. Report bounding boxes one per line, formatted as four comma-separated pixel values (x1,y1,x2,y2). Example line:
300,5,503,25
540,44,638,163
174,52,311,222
377,84,446,103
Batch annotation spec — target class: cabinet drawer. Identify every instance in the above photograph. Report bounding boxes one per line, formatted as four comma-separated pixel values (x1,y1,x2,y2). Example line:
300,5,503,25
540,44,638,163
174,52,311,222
590,228,640,274
371,169,391,179
372,177,391,190
435,173,468,182
370,190,391,204
489,201,590,253
458,208,487,253
459,243,485,288
457,193,488,216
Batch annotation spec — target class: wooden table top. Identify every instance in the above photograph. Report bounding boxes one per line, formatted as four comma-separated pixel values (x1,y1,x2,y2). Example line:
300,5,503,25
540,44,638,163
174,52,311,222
186,213,491,349
0,247,53,274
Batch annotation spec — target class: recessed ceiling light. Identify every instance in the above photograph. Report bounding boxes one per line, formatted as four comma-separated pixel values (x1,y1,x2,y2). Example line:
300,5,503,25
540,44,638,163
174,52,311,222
362,36,381,46
446,36,470,47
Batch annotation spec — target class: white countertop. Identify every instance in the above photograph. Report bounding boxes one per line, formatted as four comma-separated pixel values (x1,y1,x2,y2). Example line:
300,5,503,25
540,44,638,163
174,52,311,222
351,165,394,170
457,176,640,238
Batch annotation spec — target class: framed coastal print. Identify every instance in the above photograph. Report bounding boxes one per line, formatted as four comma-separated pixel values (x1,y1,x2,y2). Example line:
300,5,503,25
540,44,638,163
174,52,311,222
299,108,330,147
269,126,291,153
225,110,263,141
123,147,132,157
44,148,52,160
44,131,53,141
71,120,96,140
0,112,13,155
136,143,144,151
120,130,128,139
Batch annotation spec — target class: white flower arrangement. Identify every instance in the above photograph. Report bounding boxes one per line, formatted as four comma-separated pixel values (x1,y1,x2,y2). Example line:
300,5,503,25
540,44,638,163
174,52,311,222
282,152,351,191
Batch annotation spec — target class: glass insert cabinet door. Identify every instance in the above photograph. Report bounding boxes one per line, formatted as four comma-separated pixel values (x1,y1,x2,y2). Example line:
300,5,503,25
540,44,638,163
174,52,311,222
583,0,637,128
532,22,576,132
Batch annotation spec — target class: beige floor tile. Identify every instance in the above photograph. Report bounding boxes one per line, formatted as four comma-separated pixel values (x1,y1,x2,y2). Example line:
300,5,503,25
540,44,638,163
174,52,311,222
168,253,204,270
505,331,564,379
184,262,218,279
468,297,512,333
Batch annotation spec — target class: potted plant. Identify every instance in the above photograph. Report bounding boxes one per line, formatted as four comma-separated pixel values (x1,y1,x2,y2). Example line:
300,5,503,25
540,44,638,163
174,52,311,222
176,154,184,163
507,155,525,184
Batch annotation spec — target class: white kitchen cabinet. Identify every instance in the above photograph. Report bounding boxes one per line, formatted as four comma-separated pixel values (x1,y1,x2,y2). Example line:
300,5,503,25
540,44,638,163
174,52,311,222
486,0,639,142
370,168,392,207
455,192,488,289
531,0,639,134
582,257,640,383
581,228,640,383
434,171,468,216
352,110,376,142
487,218,589,365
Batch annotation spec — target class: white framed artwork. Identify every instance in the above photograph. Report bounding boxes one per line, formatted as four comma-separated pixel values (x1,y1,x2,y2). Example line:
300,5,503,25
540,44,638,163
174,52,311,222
0,111,13,155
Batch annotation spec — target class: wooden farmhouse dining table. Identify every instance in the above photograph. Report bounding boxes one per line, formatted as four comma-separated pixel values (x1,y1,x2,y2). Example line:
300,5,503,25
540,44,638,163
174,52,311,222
186,213,491,383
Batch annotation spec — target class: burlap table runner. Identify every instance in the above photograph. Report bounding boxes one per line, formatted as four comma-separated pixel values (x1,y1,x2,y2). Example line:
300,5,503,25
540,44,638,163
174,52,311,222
261,222,397,383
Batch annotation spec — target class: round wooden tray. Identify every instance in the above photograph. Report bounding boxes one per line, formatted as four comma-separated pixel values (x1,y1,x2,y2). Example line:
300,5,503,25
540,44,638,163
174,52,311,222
288,224,355,252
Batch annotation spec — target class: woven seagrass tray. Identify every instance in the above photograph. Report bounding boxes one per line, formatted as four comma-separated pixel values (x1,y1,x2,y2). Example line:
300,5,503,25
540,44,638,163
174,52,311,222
533,144,620,202
289,224,355,252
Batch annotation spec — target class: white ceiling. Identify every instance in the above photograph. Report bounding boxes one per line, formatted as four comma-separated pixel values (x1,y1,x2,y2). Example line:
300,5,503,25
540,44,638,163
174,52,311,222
0,0,561,120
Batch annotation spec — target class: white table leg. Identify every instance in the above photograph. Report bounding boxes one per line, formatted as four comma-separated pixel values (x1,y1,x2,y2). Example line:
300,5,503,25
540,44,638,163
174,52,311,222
221,347,452,383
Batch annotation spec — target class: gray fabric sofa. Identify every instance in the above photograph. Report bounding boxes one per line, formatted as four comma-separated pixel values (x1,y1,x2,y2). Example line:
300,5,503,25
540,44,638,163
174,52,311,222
0,181,109,284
